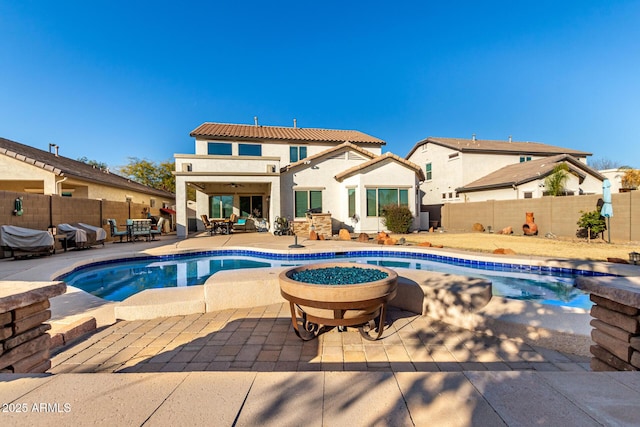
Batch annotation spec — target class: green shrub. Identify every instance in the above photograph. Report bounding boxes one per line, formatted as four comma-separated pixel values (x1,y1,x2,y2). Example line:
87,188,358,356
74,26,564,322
576,210,606,240
380,204,413,233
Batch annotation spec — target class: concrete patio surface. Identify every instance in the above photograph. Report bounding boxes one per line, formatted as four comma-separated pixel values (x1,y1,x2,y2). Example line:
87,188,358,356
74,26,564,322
2,232,640,426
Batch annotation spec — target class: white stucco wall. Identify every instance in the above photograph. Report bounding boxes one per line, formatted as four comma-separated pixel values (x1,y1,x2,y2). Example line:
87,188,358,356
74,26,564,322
0,155,58,194
279,150,371,220
460,173,604,203
408,141,591,205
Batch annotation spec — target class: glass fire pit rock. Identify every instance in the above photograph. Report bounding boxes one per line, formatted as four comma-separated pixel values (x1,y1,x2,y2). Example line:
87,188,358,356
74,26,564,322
279,262,398,341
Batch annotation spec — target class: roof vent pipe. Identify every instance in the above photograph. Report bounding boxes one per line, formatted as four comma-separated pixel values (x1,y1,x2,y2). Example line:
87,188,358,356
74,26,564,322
472,134,476,142
49,143,59,156
293,118,297,129
508,135,512,142
254,116,259,126
55,145,59,156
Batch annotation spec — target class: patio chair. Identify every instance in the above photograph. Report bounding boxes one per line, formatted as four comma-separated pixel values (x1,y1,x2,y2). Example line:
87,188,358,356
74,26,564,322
129,219,152,241
201,214,215,235
229,214,248,232
150,217,165,240
107,219,129,243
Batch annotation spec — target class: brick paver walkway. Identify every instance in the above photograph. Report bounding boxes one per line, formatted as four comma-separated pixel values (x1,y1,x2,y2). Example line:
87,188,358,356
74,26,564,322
50,304,589,374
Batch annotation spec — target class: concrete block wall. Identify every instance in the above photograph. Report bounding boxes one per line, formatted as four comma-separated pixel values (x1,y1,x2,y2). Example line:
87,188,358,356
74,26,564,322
443,190,640,241
0,191,51,230
1,191,166,253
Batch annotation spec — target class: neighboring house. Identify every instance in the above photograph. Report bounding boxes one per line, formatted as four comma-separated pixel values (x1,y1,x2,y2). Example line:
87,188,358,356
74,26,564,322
0,137,175,207
599,169,626,193
406,135,592,206
174,121,423,237
456,154,605,202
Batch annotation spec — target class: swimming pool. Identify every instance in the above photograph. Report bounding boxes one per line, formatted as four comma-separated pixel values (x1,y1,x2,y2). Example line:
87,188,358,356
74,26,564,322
58,249,607,309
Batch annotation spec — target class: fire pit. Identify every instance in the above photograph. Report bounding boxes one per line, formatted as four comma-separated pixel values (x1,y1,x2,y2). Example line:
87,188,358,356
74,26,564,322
279,262,398,341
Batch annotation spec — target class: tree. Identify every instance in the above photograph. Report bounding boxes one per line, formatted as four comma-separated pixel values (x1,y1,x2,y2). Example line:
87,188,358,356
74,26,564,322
118,157,175,192
576,210,606,243
620,167,640,190
544,163,570,196
78,156,108,170
589,157,622,170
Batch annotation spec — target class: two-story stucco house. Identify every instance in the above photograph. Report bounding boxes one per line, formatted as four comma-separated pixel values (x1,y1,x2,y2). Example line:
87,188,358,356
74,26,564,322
173,121,424,238
405,135,604,227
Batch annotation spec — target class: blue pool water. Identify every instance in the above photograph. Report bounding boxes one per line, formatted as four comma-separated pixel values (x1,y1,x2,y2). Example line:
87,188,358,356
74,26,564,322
58,250,606,308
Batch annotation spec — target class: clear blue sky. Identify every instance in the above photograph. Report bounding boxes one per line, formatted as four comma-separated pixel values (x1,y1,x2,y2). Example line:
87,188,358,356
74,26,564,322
2,1,639,170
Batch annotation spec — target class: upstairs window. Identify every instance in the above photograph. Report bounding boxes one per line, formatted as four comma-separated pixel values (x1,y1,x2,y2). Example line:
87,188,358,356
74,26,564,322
520,156,532,162
290,146,308,163
208,142,232,155
425,163,432,180
239,143,262,156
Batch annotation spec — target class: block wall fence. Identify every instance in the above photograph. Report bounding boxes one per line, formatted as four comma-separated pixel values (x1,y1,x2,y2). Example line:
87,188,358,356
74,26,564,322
442,191,640,242
0,191,164,254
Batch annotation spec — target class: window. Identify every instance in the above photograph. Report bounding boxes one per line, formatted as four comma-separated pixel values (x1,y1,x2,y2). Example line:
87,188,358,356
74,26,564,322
150,199,156,208
208,142,232,155
294,190,322,217
290,146,308,163
210,195,233,218
520,156,532,162
524,192,533,199
239,143,262,156
240,195,263,217
366,188,408,216
425,163,432,180
348,188,356,217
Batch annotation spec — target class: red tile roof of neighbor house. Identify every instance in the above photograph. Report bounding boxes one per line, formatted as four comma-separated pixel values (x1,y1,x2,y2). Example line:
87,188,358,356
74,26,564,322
457,154,605,193
405,136,591,159
0,137,175,198
190,122,386,145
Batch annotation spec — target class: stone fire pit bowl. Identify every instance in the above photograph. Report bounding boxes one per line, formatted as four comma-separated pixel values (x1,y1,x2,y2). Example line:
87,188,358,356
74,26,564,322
279,262,398,341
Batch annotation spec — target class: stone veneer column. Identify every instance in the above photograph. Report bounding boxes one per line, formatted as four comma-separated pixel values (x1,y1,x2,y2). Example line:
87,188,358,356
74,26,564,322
575,276,640,371
0,281,66,373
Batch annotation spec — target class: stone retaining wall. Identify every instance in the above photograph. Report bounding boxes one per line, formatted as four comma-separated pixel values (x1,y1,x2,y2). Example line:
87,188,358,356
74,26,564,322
576,276,640,371
292,213,332,238
0,281,66,373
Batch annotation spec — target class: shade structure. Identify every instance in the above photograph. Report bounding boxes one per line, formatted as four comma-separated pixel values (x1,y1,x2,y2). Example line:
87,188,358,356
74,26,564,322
601,179,613,243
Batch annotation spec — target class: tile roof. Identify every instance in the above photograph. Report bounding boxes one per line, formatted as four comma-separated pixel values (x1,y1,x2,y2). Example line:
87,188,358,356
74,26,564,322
281,142,376,173
190,122,386,145
335,152,426,182
0,137,175,198
457,154,605,193
406,136,591,159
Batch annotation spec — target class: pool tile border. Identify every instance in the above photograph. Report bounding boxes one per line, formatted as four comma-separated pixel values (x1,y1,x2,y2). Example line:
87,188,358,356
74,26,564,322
56,247,615,282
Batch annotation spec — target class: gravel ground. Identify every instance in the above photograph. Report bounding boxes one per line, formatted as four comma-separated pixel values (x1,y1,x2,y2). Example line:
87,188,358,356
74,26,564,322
395,231,640,262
